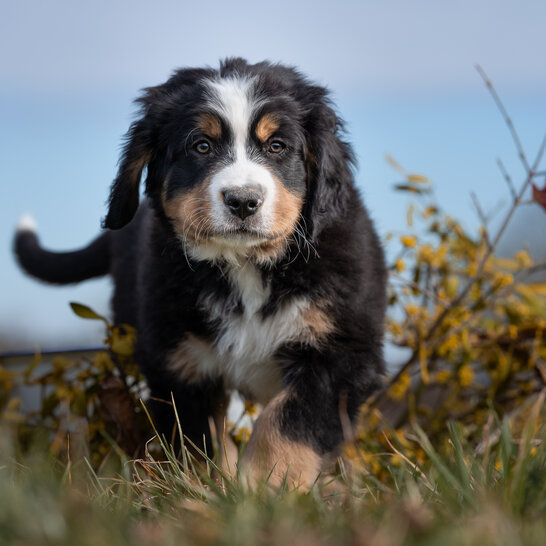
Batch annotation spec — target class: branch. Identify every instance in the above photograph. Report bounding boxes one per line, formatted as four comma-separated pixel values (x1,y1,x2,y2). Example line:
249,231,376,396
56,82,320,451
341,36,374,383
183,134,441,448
496,157,517,200
470,191,491,249
476,65,530,173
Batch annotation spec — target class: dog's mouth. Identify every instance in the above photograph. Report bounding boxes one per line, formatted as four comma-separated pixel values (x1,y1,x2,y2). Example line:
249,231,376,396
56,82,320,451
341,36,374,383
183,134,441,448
210,226,280,245
182,217,292,264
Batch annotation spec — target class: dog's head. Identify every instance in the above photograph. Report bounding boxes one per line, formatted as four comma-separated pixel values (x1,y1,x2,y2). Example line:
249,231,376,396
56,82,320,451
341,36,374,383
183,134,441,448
103,58,354,264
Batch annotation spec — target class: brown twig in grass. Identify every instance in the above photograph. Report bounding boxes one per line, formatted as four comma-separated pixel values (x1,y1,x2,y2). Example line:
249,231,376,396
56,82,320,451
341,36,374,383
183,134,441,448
382,432,435,491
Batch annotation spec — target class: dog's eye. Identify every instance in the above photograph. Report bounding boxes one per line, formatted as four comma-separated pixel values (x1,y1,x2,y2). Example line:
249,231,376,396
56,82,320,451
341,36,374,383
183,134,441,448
268,140,285,154
194,140,211,154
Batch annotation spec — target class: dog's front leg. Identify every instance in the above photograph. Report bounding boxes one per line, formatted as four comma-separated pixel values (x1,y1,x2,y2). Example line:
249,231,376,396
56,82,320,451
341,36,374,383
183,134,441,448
240,389,323,489
240,344,383,489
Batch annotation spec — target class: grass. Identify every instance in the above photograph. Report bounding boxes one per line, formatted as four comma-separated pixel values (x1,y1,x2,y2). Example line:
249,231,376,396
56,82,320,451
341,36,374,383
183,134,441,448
1,404,546,546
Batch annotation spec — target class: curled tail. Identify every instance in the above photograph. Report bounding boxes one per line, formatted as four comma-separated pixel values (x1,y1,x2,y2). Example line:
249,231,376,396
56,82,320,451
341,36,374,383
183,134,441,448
14,214,111,284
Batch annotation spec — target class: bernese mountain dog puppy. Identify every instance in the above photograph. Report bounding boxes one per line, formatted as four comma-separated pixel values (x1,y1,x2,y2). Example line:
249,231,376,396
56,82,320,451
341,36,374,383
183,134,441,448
15,58,386,487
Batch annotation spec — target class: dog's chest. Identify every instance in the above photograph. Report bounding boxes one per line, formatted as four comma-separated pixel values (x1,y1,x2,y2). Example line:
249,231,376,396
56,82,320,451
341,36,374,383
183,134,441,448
169,264,313,403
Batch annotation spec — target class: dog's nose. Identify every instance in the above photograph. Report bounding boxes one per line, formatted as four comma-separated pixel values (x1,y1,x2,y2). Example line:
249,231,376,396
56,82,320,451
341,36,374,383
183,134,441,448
222,187,264,220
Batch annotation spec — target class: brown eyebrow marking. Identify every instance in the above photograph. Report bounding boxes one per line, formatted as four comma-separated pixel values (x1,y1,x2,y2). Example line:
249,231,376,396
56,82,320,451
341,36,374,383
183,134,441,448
255,113,280,142
197,113,222,139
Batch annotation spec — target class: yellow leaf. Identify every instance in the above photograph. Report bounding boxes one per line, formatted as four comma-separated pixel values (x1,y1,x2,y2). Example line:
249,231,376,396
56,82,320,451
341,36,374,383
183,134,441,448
434,370,451,384
423,206,438,218
388,372,411,400
110,325,137,356
400,235,417,248
493,257,519,271
514,250,533,268
70,302,108,323
407,174,429,183
446,276,459,298
458,364,475,387
527,283,546,296
493,272,514,288
385,154,406,176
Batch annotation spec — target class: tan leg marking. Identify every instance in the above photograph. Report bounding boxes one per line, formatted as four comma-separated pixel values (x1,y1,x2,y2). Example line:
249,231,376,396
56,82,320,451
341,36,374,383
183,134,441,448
255,113,280,143
241,391,322,489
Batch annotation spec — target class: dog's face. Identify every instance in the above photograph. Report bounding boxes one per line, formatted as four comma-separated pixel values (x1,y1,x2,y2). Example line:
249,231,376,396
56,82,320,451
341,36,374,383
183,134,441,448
162,76,308,263
103,59,354,264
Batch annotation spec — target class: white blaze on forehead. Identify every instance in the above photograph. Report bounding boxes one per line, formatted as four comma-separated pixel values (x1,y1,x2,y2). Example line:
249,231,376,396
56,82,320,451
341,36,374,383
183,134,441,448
204,75,278,236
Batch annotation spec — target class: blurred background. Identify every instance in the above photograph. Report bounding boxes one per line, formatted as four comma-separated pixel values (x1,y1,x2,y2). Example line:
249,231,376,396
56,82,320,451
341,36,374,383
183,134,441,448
1,0,545,354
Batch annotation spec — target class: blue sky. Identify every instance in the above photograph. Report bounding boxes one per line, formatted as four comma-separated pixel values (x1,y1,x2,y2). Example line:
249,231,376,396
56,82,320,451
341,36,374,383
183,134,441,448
1,0,545,351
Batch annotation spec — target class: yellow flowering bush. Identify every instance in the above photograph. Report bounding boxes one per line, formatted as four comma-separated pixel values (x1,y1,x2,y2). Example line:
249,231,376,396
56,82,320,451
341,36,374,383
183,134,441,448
0,304,150,467
353,150,546,483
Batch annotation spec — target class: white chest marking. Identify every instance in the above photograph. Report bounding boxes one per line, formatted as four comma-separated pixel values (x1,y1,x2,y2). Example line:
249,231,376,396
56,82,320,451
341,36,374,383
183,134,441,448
169,263,315,403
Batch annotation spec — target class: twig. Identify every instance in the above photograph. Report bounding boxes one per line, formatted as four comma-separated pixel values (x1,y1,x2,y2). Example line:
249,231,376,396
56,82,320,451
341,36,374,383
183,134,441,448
382,432,435,490
496,157,517,200
390,271,450,309
519,259,546,279
470,191,491,249
476,65,530,173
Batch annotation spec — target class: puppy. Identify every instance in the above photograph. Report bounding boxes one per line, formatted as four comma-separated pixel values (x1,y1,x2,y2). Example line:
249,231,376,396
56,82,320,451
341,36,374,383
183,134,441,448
15,58,386,487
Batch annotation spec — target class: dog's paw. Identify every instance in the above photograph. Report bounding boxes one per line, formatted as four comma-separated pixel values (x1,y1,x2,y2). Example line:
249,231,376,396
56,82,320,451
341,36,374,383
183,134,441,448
239,444,321,490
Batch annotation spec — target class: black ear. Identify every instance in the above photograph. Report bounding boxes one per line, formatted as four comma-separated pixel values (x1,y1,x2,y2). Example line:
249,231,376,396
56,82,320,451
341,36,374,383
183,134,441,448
102,67,214,230
102,115,154,230
303,95,355,240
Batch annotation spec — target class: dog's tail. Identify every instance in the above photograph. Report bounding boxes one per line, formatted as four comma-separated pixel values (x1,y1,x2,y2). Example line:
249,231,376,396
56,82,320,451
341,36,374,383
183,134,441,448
14,214,111,284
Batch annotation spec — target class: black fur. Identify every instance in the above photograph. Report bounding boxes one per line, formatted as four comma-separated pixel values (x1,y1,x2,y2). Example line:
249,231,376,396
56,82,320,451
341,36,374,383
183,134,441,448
14,59,387,477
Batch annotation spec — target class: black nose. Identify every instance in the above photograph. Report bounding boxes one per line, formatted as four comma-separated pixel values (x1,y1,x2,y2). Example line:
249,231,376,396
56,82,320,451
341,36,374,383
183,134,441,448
222,187,264,220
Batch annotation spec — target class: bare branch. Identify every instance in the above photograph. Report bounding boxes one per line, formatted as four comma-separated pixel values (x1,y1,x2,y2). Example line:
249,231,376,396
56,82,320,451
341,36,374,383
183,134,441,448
470,191,491,249
517,259,546,280
532,133,546,173
420,75,543,345
496,157,517,200
476,65,530,173
390,272,450,309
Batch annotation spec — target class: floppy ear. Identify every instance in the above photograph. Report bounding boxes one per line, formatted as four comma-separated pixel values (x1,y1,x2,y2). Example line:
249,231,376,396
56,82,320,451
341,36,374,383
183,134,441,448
303,97,355,240
102,67,213,230
102,115,154,230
